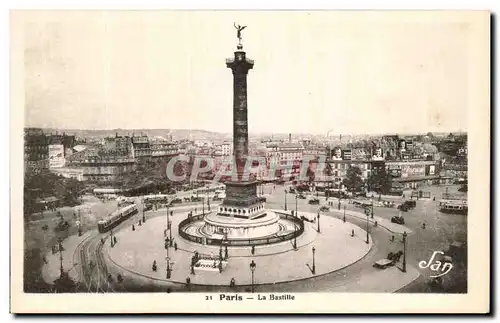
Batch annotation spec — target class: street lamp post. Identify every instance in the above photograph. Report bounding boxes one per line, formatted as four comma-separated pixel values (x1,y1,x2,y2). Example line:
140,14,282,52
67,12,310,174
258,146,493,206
166,256,171,279
295,194,298,218
169,220,173,246
293,224,298,250
343,205,346,223
366,212,370,244
78,209,82,236
219,246,223,273
312,247,316,274
317,211,321,233
284,190,287,211
402,231,407,273
58,239,64,278
249,260,256,293
166,222,171,278
371,196,374,219
142,198,146,223
167,205,173,246
224,231,229,259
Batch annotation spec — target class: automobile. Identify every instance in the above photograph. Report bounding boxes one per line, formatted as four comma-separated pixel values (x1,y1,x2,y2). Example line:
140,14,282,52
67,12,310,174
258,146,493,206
308,198,320,205
399,200,416,211
212,196,222,201
373,258,394,269
387,250,403,262
391,215,405,224
297,194,307,199
319,205,330,212
169,198,183,205
383,201,396,208
397,204,409,212
41,224,49,231
406,200,417,209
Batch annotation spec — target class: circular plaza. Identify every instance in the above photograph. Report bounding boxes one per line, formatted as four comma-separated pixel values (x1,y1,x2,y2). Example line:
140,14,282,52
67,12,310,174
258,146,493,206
103,209,373,286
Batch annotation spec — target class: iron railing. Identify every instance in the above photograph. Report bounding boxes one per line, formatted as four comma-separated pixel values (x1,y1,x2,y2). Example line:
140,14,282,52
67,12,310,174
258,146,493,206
178,211,304,247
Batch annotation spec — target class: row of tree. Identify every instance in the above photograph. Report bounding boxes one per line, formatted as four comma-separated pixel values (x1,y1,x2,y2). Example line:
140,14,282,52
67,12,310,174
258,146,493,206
24,171,85,217
341,166,393,195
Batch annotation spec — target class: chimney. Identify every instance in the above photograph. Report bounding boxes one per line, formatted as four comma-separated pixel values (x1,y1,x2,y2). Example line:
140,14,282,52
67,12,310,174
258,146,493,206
289,133,291,142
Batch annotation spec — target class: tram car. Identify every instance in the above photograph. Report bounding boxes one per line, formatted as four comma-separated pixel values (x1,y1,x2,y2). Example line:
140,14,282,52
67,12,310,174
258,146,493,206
97,204,138,233
438,201,468,215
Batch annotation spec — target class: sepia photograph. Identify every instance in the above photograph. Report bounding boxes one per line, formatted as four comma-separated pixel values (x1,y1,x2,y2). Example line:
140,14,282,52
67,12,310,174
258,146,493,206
10,10,490,313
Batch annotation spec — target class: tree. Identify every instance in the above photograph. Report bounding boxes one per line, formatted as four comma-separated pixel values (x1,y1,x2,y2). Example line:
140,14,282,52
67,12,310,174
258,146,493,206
368,167,392,194
422,143,438,154
342,166,364,193
306,157,319,183
324,162,333,187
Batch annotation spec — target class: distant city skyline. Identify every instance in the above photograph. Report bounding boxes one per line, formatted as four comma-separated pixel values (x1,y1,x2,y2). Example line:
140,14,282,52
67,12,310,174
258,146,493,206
23,11,471,135
24,126,465,140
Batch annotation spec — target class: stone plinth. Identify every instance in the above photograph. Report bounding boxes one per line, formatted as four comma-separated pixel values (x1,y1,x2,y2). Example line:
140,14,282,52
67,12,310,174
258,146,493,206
202,210,280,239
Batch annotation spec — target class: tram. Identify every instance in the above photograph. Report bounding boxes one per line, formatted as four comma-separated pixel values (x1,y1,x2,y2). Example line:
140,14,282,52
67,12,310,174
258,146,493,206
97,204,138,233
438,201,468,215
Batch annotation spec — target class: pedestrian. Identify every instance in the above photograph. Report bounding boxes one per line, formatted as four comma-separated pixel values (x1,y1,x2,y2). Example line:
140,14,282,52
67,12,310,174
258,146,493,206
422,222,426,230
351,229,354,237
132,224,135,231
251,245,255,255
391,235,395,242
114,236,117,244
174,242,178,251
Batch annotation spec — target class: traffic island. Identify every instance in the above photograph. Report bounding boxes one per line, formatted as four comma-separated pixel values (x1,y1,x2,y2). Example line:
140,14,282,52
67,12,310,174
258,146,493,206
104,211,373,286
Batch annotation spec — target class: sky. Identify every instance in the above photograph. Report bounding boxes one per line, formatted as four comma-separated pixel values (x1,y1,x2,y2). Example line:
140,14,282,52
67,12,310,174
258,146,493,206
21,11,477,135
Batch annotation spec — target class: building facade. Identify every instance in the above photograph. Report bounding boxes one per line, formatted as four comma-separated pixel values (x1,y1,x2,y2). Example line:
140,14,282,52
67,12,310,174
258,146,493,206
24,128,50,173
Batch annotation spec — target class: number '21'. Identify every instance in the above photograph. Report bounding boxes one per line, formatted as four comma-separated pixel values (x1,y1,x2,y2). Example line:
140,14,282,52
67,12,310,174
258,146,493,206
205,295,212,300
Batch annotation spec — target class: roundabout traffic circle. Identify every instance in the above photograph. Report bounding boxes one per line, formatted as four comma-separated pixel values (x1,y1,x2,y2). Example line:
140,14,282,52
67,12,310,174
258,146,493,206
104,209,374,286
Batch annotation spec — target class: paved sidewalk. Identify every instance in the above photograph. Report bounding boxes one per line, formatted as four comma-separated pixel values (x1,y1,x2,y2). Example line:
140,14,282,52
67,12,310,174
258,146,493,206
41,231,92,284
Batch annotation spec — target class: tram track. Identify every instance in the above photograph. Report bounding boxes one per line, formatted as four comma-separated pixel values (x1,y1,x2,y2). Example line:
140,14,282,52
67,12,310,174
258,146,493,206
72,202,196,293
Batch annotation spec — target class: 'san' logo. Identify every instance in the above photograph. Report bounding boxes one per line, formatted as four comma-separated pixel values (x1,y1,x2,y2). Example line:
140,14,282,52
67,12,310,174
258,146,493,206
419,251,453,278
